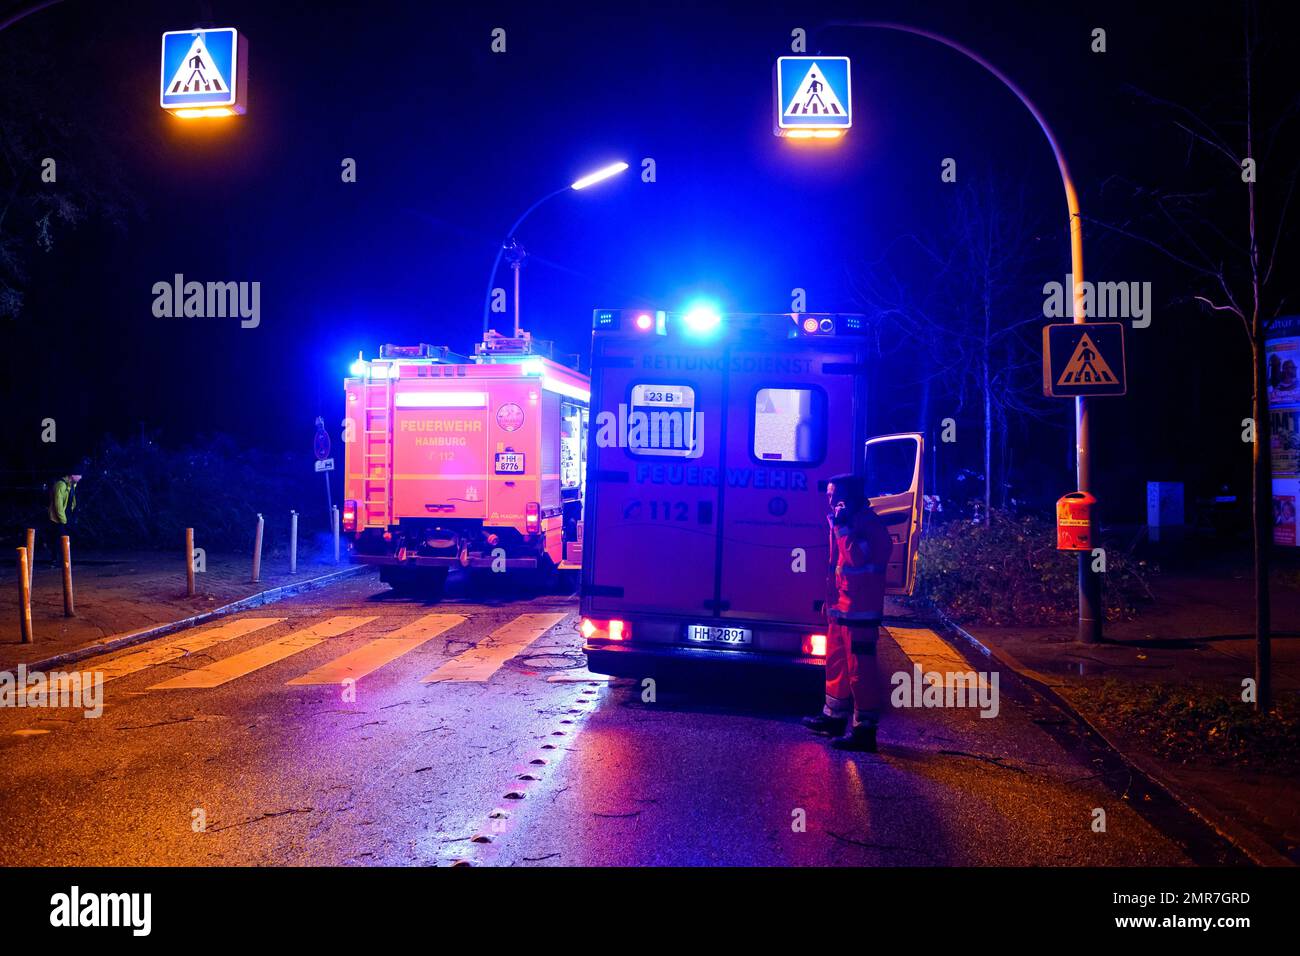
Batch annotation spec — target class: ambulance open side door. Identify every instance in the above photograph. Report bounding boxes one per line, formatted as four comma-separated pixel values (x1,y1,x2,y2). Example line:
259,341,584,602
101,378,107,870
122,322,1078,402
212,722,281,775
864,433,924,595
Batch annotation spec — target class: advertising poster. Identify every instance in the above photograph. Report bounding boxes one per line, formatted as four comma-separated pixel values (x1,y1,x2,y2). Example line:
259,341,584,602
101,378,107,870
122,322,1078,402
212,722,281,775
1266,317,1300,546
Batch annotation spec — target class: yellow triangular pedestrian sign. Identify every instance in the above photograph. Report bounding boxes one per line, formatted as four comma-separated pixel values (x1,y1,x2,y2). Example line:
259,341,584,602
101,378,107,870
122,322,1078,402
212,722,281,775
1056,332,1117,386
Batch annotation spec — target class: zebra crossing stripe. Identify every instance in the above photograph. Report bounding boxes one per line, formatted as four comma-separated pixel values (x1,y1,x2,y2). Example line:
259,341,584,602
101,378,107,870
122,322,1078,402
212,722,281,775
421,613,566,684
92,618,285,686
287,613,466,685
886,627,992,689
147,616,375,690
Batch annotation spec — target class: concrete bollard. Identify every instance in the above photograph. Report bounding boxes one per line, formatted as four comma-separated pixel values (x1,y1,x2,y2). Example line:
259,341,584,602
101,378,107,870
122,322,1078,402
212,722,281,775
332,506,340,564
16,547,33,644
289,510,298,575
251,514,264,583
61,536,74,617
185,527,196,597
25,528,35,589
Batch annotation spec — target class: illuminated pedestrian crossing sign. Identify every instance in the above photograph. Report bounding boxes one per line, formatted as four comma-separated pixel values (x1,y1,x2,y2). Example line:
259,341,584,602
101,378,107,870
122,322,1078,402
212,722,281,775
160,28,247,115
775,56,852,136
1043,323,1127,397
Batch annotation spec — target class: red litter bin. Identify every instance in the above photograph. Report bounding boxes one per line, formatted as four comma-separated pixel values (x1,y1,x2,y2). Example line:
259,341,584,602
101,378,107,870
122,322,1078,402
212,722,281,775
1056,492,1095,551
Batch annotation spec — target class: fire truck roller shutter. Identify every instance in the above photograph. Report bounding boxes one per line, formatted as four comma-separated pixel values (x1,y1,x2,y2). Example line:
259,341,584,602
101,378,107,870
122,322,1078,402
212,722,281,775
541,391,561,511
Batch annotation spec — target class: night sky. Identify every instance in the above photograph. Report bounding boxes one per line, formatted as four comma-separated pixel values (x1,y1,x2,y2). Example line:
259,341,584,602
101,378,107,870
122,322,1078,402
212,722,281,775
2,0,1294,520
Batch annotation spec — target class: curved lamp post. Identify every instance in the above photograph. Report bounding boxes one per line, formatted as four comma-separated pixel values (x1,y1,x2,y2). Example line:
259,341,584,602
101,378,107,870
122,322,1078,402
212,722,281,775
824,21,1098,642
481,160,629,338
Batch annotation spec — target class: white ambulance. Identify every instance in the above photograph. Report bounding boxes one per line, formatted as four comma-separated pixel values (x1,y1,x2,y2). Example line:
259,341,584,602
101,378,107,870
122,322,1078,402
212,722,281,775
579,307,923,677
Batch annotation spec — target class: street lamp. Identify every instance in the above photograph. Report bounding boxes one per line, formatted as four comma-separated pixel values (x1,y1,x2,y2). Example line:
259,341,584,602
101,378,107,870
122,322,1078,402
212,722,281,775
481,161,629,338
820,20,1101,643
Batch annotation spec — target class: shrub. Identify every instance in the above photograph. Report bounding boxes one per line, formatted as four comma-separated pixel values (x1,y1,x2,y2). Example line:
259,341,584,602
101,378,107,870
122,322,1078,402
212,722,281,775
5,434,333,554
907,507,1155,625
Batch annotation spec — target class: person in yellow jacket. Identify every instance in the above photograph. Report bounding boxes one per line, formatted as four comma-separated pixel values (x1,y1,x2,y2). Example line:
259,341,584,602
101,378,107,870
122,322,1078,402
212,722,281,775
802,474,892,752
47,473,81,565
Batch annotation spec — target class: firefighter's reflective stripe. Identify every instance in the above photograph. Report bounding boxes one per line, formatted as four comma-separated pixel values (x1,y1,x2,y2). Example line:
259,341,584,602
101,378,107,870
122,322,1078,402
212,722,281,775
827,609,883,622
837,562,885,575
824,691,853,717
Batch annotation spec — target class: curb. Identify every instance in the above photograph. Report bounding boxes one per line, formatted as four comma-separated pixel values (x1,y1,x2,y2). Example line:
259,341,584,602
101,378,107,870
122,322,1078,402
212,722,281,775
935,612,1295,868
18,565,371,674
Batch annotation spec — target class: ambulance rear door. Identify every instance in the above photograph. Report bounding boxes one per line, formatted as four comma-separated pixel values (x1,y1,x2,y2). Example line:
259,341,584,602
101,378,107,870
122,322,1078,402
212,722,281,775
864,432,924,595
716,340,867,625
583,335,725,618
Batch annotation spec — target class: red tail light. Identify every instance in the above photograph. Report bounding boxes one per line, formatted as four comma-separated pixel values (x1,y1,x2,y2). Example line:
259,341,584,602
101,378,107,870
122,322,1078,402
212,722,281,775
803,633,827,657
342,500,358,532
580,618,630,642
526,501,540,534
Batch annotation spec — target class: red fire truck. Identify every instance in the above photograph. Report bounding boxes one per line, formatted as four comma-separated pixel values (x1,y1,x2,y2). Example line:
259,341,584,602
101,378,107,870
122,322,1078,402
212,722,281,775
579,307,923,676
342,332,589,594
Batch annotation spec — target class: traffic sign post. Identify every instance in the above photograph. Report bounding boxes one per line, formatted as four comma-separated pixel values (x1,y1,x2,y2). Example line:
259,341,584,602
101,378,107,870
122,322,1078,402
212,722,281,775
314,417,334,519
1044,321,1126,645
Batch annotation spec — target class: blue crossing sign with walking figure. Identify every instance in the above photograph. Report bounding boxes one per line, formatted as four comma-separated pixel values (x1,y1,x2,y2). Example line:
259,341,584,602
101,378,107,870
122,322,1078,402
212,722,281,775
775,56,852,136
160,27,248,115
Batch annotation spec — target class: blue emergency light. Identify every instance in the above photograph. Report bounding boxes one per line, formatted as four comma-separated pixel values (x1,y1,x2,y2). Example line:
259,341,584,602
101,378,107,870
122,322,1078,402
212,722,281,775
682,304,723,335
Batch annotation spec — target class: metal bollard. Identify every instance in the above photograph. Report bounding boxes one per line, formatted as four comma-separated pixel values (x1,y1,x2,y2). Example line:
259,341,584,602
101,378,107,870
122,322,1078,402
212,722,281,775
289,510,298,574
251,513,264,583
16,547,33,644
332,506,340,564
25,528,35,589
185,527,196,597
61,536,74,617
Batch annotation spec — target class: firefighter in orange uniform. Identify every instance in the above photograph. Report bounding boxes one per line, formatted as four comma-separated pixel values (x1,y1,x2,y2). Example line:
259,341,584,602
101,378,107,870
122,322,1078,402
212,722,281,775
802,474,892,752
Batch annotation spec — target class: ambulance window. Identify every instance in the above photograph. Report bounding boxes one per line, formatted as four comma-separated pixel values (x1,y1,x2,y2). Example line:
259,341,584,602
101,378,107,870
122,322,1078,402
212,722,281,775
864,437,920,498
628,383,697,457
753,387,825,464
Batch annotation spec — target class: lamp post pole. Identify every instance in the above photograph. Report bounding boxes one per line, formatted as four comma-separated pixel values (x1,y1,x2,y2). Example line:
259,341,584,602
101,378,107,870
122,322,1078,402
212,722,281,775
481,161,629,340
828,20,1101,642
482,187,568,339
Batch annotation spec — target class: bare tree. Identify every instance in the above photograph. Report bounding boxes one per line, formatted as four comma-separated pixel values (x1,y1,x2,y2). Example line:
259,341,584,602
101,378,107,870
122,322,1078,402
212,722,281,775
852,179,1053,521
1087,2,1297,712
0,24,139,318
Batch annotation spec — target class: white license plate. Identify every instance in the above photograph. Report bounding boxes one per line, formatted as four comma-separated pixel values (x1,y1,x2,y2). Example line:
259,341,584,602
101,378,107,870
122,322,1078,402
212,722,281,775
685,624,752,646
494,453,525,474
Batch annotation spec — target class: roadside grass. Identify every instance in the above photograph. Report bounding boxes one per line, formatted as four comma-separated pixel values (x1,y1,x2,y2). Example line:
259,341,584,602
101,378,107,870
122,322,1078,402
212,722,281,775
1071,679,1300,775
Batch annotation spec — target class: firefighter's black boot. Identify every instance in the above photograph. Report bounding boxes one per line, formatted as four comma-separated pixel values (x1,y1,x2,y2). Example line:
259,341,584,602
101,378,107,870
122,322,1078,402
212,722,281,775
830,721,878,752
801,713,847,736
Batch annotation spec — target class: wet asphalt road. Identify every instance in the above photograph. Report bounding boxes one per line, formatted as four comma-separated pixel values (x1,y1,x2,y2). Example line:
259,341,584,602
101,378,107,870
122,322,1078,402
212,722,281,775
0,571,1189,866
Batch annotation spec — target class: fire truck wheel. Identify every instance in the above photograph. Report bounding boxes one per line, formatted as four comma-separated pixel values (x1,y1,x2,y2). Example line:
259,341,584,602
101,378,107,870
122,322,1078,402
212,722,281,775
525,555,559,595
